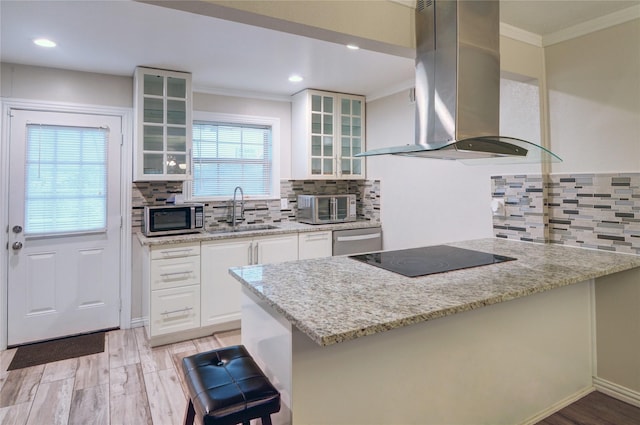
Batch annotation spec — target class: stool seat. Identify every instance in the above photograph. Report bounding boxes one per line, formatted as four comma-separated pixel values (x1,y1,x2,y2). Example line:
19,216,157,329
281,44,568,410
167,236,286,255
182,345,280,425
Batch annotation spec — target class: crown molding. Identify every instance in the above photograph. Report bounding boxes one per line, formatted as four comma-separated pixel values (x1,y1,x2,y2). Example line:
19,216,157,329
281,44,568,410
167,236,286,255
500,23,543,47
193,85,291,103
542,5,640,46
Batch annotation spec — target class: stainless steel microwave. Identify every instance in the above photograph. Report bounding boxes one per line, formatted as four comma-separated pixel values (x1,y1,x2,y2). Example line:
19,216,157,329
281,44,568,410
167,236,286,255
297,194,357,224
143,203,204,237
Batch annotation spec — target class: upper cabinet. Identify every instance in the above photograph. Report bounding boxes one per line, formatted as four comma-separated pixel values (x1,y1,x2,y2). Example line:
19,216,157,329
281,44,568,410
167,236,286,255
133,67,192,181
292,89,365,179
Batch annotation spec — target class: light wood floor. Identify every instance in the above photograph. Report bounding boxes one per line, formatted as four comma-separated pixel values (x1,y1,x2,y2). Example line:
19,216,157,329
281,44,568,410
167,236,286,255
0,327,241,425
2,328,640,425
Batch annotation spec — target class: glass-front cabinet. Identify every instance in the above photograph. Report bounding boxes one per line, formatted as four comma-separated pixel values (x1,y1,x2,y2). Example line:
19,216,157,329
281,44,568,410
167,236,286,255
292,89,365,179
134,67,192,181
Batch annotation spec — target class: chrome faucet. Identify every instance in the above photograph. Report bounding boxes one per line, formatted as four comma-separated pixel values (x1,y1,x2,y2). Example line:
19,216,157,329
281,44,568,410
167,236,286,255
231,186,244,229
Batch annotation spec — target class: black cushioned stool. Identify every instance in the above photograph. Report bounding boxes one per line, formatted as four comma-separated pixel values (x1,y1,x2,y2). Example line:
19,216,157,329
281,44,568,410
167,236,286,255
182,345,280,425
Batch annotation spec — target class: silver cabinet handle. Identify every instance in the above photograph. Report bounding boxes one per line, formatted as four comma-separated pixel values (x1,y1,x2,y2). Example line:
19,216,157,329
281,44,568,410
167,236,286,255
304,233,330,241
161,306,193,316
160,271,191,278
248,243,253,265
254,243,259,265
160,249,194,257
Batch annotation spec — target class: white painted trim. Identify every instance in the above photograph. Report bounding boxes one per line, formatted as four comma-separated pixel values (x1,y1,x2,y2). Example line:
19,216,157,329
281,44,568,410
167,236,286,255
519,386,595,425
0,98,133,349
543,5,640,46
129,316,146,328
594,376,640,408
500,23,543,47
193,85,291,103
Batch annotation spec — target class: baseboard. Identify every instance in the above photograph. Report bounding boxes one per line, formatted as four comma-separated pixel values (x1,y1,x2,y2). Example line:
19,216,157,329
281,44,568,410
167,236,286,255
519,386,595,425
593,376,640,408
128,317,145,329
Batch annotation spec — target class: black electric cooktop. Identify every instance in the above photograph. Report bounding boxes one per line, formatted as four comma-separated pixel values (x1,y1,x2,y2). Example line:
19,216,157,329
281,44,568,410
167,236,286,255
349,245,516,277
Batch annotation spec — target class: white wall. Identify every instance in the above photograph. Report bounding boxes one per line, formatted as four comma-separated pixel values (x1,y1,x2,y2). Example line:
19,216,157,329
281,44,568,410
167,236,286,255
545,19,640,173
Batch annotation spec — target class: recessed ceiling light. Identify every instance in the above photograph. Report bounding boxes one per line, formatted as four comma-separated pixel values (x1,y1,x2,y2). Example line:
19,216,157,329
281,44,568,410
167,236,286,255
288,75,303,83
346,44,360,50
33,38,56,48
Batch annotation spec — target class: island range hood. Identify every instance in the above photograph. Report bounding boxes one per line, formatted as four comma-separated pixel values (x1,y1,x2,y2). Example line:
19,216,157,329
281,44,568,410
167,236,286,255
357,0,561,164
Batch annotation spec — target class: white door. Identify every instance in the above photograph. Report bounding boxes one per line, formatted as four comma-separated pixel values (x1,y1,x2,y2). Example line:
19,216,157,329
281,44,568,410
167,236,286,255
7,109,122,346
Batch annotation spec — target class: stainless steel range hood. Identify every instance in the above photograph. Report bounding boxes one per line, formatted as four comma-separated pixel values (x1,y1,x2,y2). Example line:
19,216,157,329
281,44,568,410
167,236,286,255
357,0,561,164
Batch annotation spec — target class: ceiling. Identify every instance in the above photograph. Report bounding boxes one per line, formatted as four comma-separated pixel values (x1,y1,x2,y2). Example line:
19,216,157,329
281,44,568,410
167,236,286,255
1,0,639,100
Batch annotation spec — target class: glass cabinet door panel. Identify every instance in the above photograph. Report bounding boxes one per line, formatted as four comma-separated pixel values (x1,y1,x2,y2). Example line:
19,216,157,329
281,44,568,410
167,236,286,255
311,113,322,134
352,117,361,137
341,98,350,114
352,100,362,116
311,136,322,156
323,158,333,175
341,137,351,157
311,95,322,112
341,159,351,175
167,99,186,125
322,114,332,135
352,159,362,175
323,136,333,156
311,158,321,175
144,98,164,123
352,138,362,155
341,116,351,136
144,74,163,96
323,96,333,114
143,153,164,175
166,154,187,175
167,77,186,98
143,126,164,151
167,127,186,152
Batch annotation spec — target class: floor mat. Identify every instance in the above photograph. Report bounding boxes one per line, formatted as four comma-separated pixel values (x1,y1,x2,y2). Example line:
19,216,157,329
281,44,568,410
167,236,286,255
7,331,106,371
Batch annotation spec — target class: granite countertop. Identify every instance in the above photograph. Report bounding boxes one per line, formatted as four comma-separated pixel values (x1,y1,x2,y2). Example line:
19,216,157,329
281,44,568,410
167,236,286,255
137,220,380,246
230,238,640,347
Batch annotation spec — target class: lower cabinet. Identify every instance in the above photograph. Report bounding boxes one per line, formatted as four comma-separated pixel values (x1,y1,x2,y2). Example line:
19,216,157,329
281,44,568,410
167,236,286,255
298,231,333,259
142,241,202,345
201,234,298,328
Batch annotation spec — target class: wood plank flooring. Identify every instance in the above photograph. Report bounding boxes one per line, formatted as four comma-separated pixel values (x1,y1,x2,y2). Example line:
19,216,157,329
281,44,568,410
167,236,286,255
1,327,639,425
536,391,640,425
0,328,240,425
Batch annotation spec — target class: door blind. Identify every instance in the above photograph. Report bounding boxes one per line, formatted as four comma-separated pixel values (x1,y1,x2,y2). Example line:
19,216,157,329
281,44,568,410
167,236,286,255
24,124,108,235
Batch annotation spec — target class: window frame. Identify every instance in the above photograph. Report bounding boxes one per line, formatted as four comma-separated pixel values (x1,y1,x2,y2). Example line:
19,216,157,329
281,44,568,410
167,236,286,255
185,111,280,202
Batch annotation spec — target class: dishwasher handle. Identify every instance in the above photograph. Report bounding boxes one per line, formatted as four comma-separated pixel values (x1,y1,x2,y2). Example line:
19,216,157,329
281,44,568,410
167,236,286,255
335,232,382,242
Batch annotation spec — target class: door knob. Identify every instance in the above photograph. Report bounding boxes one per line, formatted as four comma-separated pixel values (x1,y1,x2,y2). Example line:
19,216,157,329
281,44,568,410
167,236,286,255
12,241,23,250
12,225,22,234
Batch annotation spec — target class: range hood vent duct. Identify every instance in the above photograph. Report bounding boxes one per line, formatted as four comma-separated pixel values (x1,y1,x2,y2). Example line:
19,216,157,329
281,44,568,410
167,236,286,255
358,0,561,164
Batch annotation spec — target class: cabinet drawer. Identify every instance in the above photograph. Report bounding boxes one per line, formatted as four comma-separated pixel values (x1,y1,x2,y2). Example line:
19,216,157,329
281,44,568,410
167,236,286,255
151,242,200,260
151,256,200,290
150,285,200,336
298,231,332,259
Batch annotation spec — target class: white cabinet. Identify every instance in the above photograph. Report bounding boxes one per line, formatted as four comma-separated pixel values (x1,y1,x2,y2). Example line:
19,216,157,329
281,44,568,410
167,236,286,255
201,234,298,327
143,242,201,343
292,89,365,179
298,231,333,259
133,67,192,181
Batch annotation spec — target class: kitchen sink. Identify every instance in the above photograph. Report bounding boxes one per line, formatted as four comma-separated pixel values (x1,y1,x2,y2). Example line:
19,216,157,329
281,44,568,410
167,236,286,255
208,224,279,234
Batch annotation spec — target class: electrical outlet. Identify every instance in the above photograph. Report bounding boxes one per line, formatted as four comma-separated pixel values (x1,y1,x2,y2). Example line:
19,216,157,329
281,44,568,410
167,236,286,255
280,198,289,209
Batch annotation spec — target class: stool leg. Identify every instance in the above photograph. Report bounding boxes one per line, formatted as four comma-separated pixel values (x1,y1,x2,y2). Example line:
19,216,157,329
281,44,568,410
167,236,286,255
261,416,273,425
183,399,196,425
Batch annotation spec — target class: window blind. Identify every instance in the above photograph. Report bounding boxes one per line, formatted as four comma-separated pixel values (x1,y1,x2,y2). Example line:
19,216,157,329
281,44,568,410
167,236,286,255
25,124,108,235
192,121,272,198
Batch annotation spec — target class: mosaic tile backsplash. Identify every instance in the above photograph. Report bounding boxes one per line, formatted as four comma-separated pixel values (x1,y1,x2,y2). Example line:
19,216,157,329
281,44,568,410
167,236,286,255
132,179,381,232
492,173,640,255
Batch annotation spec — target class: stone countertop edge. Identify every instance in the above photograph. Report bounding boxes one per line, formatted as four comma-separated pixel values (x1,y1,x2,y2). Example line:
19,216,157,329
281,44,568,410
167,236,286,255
229,238,640,347
136,220,380,246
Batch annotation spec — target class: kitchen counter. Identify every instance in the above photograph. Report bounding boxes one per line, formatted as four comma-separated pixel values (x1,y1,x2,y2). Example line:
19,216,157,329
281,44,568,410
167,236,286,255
231,238,640,424
231,237,640,346
136,220,379,246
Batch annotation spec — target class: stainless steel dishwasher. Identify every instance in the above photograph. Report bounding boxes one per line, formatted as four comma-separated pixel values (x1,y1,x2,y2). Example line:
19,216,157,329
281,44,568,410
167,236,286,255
332,227,383,256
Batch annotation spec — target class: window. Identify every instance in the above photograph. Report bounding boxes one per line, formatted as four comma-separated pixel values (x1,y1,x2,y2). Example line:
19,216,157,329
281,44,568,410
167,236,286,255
188,112,280,200
25,124,107,235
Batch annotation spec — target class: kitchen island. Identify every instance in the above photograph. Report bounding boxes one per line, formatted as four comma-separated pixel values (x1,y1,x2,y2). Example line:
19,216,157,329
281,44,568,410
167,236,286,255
230,238,640,424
